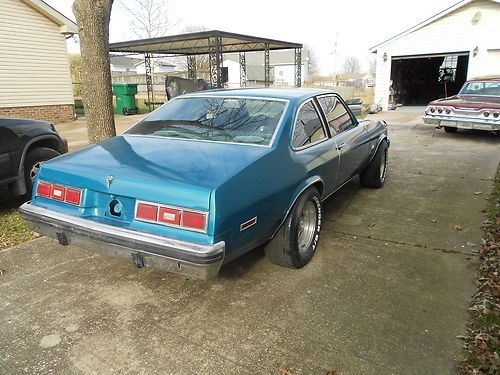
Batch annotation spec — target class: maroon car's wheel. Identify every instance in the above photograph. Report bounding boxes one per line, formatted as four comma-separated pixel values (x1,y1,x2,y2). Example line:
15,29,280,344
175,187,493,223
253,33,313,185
265,188,321,269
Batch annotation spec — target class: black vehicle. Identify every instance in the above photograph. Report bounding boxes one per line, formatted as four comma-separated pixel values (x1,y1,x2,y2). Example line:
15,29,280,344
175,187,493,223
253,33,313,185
0,117,67,197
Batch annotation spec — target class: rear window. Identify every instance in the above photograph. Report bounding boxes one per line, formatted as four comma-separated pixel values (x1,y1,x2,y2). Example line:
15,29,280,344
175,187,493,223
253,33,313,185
127,97,287,146
460,81,500,96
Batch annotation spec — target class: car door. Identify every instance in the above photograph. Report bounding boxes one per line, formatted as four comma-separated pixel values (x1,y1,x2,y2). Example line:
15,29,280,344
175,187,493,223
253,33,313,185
291,98,340,194
317,94,371,187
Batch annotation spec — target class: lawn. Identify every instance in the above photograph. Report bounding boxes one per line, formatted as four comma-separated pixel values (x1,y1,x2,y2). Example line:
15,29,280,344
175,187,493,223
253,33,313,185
0,189,39,250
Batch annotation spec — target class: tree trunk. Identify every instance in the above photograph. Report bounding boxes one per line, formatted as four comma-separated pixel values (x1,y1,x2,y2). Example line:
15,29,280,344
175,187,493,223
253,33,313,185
73,0,116,143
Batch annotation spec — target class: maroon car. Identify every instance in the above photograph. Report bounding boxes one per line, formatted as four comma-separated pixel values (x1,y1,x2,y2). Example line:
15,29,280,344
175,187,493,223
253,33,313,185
423,76,500,133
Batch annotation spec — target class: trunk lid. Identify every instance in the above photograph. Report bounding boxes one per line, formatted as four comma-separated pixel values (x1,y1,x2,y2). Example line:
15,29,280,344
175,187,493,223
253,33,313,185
38,135,271,211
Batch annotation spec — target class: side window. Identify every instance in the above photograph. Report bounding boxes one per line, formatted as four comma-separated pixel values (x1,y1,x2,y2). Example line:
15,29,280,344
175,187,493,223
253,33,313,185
318,95,355,134
292,101,327,149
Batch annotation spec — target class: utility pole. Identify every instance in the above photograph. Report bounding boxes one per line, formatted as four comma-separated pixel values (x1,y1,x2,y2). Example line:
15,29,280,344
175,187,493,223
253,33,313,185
332,32,339,84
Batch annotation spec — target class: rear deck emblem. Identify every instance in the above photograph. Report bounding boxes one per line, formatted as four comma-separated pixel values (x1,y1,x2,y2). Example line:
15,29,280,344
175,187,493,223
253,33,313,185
107,175,114,188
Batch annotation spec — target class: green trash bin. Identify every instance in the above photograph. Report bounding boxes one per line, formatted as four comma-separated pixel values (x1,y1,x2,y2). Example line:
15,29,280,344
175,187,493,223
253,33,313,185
112,83,138,116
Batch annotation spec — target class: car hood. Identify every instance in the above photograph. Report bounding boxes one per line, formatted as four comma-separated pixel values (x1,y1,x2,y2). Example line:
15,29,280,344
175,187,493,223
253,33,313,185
38,135,272,210
432,95,500,109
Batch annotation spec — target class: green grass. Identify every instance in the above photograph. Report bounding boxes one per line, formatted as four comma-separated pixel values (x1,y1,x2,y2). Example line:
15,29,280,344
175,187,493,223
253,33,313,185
0,189,38,250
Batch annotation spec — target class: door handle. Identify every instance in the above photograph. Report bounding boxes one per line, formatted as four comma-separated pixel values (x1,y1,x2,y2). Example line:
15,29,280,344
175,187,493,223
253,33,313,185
336,142,346,150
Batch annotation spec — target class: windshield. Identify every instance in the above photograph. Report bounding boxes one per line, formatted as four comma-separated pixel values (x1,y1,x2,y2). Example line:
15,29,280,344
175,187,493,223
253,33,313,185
127,97,287,146
460,81,500,96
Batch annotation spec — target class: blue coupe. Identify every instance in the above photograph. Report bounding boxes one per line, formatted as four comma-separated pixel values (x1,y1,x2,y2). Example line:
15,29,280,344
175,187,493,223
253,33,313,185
20,88,389,279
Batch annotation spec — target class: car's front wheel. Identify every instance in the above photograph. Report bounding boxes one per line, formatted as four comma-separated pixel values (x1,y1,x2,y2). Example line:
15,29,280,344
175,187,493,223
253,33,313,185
24,147,60,197
265,188,322,269
444,126,458,133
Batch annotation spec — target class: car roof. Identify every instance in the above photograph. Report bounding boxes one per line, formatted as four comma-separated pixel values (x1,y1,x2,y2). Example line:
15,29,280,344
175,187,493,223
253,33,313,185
181,87,338,101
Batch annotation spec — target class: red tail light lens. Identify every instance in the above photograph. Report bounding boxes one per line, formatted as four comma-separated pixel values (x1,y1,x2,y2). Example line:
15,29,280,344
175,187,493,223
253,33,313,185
135,200,207,233
35,181,83,206
65,188,82,205
136,203,158,221
36,182,50,197
182,210,207,231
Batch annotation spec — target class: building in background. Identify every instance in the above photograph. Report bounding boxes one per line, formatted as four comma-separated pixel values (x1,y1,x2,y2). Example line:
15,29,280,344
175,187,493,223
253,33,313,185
223,49,309,87
110,55,142,75
370,0,500,110
0,0,77,123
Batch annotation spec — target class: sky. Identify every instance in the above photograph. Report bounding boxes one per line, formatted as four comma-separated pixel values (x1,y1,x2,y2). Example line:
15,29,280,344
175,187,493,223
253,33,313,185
46,0,458,75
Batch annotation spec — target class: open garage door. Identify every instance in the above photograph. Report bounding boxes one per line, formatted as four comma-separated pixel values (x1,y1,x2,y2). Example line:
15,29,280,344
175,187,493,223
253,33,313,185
390,52,469,106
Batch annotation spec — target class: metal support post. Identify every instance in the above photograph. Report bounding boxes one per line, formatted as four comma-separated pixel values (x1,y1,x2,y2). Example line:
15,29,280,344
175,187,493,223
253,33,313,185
239,52,247,88
208,35,223,88
144,53,155,110
187,55,196,81
264,43,270,87
295,48,302,87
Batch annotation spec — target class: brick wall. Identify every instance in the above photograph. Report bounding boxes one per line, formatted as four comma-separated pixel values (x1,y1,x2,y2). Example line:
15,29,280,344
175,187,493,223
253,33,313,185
0,104,74,124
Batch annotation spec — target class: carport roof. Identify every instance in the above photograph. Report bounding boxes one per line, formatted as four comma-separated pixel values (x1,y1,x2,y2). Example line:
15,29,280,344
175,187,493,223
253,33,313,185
108,30,302,56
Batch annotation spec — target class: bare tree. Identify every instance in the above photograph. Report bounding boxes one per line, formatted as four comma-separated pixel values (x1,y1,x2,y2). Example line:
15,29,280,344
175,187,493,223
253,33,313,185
174,25,210,75
368,55,376,76
73,0,116,143
342,56,361,74
304,45,319,77
119,0,170,38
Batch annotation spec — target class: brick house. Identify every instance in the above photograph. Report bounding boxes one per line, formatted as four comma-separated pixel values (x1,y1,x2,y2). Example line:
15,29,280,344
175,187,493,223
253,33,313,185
0,0,78,123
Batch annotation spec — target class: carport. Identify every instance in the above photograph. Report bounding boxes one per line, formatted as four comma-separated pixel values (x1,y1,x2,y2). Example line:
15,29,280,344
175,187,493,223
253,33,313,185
108,30,303,109
390,52,469,106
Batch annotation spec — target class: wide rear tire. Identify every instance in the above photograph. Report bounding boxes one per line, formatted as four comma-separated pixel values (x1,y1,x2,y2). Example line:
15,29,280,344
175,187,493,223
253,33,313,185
265,188,322,269
360,139,388,188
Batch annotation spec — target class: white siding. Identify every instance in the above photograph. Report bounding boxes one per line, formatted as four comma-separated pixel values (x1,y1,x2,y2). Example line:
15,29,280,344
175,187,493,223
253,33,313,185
0,0,74,108
373,0,500,109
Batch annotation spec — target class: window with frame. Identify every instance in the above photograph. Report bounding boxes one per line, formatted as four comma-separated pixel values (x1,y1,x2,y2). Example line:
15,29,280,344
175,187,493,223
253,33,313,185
292,100,327,149
318,95,355,134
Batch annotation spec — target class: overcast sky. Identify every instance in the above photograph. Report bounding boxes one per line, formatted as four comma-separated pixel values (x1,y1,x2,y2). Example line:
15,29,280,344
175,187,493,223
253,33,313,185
46,0,456,75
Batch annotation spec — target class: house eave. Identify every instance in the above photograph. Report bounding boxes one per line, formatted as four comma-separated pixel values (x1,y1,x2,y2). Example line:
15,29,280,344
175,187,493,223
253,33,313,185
21,0,78,35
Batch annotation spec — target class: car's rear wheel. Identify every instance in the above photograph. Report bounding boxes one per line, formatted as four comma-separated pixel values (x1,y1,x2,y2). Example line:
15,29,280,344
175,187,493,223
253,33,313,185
360,139,388,188
264,188,322,269
444,126,458,133
24,147,60,197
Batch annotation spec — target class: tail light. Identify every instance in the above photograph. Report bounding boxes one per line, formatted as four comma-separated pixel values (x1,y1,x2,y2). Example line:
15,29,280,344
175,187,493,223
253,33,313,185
135,201,207,233
36,181,82,206
430,108,435,113
484,111,490,117
437,108,443,114
445,108,451,114
493,112,499,118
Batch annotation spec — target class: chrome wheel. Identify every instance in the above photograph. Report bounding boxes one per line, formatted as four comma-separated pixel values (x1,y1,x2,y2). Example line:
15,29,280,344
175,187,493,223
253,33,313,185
379,150,387,181
30,161,43,183
297,201,317,253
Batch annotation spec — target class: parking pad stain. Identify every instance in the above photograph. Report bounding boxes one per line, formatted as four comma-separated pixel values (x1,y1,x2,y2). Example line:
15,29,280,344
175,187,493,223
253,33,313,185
39,334,61,348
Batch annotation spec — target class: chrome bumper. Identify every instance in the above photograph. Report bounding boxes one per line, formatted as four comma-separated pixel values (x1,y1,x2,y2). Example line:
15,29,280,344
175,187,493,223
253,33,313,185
19,203,225,280
422,115,500,131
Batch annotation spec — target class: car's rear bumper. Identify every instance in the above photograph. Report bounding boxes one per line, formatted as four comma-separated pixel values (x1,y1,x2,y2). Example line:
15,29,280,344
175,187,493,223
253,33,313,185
422,115,500,131
19,203,225,280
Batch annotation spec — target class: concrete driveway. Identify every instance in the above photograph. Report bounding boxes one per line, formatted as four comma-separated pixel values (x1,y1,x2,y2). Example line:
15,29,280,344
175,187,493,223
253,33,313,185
1,112,499,374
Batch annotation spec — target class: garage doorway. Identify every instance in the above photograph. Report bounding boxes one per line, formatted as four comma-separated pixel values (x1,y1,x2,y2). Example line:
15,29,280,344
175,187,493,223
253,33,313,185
390,52,469,106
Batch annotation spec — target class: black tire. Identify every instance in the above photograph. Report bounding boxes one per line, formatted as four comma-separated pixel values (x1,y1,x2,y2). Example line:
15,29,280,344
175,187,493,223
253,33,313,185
122,107,129,116
360,139,388,188
24,147,60,197
444,126,457,133
265,188,322,269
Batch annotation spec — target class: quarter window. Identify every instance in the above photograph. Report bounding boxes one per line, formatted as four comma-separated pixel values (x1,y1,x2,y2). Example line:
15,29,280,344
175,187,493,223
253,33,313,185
292,101,326,148
318,95,355,134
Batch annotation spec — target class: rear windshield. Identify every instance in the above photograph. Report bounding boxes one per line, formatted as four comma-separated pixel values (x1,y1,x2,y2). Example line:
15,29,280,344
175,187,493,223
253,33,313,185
127,97,287,146
460,81,500,96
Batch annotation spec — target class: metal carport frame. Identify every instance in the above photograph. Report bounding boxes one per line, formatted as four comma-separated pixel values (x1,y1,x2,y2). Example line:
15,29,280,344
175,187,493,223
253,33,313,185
109,30,303,108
